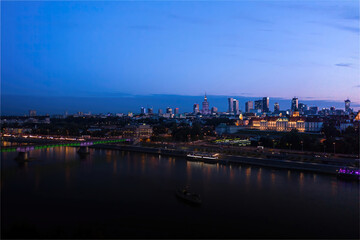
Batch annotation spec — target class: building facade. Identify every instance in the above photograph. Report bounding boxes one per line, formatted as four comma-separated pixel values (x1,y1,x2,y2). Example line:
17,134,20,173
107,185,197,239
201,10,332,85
245,101,253,113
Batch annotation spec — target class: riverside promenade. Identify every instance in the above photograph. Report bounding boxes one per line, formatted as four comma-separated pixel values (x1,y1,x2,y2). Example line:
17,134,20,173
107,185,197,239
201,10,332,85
91,144,353,175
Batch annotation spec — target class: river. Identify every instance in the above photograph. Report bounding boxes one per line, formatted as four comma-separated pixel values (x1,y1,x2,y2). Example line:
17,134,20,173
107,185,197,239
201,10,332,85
1,146,359,238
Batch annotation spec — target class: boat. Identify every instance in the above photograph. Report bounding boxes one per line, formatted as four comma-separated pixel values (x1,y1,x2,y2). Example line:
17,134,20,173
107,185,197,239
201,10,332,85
336,167,360,181
176,187,202,205
186,152,219,164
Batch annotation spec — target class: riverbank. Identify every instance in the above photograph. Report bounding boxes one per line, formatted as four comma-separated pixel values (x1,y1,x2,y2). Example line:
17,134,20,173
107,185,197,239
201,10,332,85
91,144,350,175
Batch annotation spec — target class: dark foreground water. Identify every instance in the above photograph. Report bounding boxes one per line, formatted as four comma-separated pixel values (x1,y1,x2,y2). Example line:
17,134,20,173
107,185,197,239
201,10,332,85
1,146,359,239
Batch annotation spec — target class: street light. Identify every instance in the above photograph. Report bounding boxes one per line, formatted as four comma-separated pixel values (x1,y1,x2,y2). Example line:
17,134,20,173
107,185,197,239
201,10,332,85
301,141,304,152
333,142,336,155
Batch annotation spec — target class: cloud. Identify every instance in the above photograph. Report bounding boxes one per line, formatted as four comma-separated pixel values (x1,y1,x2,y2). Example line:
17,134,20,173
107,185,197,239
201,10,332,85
335,63,352,67
354,85,360,88
333,25,360,33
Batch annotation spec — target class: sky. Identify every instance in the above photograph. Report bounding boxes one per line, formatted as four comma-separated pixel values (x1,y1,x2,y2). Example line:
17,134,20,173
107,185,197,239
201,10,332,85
1,0,359,114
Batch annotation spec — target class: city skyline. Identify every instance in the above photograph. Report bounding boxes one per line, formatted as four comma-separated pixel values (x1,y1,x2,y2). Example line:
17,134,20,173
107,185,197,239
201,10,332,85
1,93,358,116
2,1,359,104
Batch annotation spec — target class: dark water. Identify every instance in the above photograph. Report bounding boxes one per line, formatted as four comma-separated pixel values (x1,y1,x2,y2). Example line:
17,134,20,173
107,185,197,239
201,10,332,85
1,146,359,239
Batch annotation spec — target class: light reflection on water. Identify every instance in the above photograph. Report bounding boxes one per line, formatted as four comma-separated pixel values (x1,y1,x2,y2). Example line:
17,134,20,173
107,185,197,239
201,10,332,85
1,146,359,239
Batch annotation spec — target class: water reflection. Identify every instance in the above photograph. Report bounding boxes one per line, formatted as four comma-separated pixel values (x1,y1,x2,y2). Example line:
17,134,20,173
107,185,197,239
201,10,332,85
299,172,304,192
257,168,262,189
271,172,276,185
113,159,117,175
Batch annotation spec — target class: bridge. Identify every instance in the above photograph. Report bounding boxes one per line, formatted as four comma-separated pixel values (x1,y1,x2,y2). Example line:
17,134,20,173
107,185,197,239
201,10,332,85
1,139,130,153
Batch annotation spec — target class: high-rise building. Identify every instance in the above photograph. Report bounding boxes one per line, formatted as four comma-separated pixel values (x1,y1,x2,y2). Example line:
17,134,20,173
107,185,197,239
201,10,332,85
291,97,298,111
262,97,269,112
158,109,163,115
345,99,351,113
245,101,253,113
211,107,218,114
174,108,179,115
29,110,37,117
309,106,318,115
166,107,172,114
274,102,280,112
228,98,234,113
193,104,200,114
202,94,210,115
140,107,146,115
233,99,239,115
255,100,263,111
298,103,308,112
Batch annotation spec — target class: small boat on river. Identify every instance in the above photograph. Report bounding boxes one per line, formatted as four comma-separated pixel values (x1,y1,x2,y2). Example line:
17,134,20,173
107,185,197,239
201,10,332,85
186,152,219,164
176,187,202,205
336,167,360,181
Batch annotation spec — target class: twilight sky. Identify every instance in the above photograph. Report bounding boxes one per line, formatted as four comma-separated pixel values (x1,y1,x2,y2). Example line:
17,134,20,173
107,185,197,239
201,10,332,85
2,1,359,105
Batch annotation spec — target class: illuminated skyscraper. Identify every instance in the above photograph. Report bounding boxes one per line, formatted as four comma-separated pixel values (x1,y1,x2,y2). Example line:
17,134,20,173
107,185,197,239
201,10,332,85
255,100,262,111
148,108,153,115
262,97,269,112
202,93,210,115
233,99,239,115
291,97,298,111
174,108,179,115
193,104,200,114
274,102,280,112
140,107,146,114
298,103,308,113
158,109,163,115
245,101,253,113
228,98,234,113
345,99,351,113
166,107,172,114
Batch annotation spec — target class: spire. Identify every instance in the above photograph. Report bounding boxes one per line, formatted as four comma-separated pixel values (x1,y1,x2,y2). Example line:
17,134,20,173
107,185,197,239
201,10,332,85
204,92,207,102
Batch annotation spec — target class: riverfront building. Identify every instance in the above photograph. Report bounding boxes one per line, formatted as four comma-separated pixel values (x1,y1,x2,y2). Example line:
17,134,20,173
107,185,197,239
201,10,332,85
249,116,323,132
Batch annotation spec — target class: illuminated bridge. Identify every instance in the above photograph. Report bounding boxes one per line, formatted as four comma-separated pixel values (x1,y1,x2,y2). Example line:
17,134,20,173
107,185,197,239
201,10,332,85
1,139,130,153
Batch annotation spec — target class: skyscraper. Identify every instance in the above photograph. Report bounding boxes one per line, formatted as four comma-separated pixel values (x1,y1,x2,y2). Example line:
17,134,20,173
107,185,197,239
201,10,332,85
202,93,210,115
228,98,234,114
262,97,269,112
298,103,308,113
345,99,351,113
158,109,163,115
291,97,298,111
274,102,280,112
193,104,200,114
255,100,263,111
148,108,153,115
245,101,253,113
233,99,239,115
174,108,179,115
140,107,146,115
166,107,172,114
